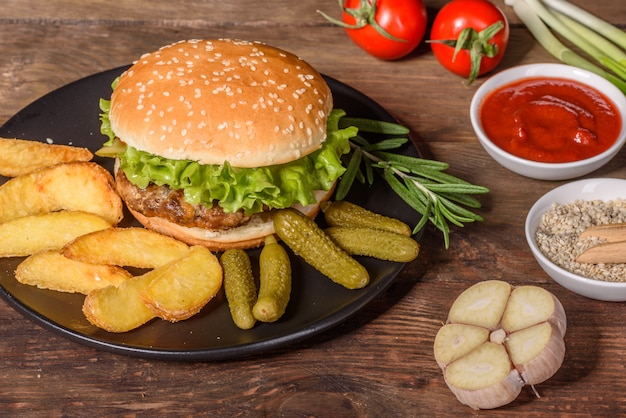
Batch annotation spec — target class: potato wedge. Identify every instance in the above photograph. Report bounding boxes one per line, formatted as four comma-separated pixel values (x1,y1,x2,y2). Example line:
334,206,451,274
0,161,123,224
141,246,223,322
0,137,92,177
0,211,112,257
83,246,222,332
83,273,157,333
15,250,131,294
63,227,190,269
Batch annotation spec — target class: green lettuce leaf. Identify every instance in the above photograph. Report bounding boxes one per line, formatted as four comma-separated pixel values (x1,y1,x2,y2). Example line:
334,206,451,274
98,101,357,215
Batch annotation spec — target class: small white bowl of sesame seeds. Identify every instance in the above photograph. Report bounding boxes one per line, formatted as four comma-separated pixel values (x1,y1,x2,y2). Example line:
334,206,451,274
525,178,626,301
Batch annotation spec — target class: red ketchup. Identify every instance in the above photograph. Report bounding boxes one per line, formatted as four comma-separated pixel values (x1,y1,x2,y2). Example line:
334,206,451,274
479,77,622,163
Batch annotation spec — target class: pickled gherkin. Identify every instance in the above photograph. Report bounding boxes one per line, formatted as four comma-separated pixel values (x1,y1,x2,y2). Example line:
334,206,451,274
325,226,420,262
273,208,369,290
220,248,257,330
253,235,291,323
322,200,412,236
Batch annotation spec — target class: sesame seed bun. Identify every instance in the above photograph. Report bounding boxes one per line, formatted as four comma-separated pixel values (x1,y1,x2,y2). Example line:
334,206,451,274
109,39,333,168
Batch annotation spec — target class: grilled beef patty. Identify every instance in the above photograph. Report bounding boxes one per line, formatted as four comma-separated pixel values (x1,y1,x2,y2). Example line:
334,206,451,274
115,168,251,230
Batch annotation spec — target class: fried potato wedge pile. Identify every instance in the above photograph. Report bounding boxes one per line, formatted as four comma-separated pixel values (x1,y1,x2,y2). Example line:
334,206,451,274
0,138,224,333
0,137,93,177
0,161,123,224
83,246,223,332
12,224,221,331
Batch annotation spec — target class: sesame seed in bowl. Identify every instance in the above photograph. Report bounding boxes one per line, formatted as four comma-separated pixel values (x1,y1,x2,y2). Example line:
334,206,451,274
525,178,626,301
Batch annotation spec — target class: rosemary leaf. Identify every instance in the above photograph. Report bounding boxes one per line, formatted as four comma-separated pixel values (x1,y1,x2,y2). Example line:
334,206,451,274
409,165,476,185
425,183,491,194
339,117,410,135
438,203,467,228
411,176,484,208
350,134,371,147
362,137,408,151
437,191,483,209
439,196,485,222
382,168,428,214
336,147,362,200
373,151,450,171
363,156,374,185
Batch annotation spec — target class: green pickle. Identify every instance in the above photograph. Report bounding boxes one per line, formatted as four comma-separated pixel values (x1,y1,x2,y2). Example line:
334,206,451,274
325,226,420,263
273,208,369,290
253,235,292,323
322,200,412,236
220,248,257,330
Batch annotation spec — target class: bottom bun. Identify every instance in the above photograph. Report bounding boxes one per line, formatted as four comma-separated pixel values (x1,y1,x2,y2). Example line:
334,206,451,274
127,187,335,251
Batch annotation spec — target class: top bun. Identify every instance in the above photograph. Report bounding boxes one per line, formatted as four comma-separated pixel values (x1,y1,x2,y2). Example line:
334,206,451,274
109,39,333,168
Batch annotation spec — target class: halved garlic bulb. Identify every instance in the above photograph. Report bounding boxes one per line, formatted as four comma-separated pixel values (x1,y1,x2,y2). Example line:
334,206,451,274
434,280,566,410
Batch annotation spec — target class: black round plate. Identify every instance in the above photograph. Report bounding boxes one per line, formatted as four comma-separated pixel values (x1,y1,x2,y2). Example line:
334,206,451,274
0,67,420,361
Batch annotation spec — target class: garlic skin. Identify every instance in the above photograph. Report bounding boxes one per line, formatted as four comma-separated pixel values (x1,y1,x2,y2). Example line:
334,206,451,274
433,280,567,410
449,369,525,411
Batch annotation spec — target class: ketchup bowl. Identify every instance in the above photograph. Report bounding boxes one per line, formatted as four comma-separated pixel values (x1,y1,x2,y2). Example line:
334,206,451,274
470,63,626,181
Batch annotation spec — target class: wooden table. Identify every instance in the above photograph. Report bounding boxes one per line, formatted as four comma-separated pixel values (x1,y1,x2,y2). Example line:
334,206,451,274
2,0,625,415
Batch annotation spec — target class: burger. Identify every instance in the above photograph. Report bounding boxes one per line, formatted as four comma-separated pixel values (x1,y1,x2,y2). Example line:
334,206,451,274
97,39,357,250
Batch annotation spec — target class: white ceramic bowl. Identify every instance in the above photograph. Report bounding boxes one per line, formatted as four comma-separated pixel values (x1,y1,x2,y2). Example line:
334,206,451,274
525,178,626,301
470,63,626,181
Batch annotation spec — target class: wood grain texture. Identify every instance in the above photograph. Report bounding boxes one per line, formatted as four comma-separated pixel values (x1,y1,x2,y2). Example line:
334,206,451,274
1,0,626,416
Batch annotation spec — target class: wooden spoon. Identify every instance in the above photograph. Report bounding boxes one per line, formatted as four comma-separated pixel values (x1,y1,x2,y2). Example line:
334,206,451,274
578,223,626,242
576,223,626,264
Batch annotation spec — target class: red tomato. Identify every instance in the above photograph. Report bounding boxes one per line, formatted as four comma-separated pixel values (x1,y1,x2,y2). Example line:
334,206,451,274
321,0,428,60
430,0,509,84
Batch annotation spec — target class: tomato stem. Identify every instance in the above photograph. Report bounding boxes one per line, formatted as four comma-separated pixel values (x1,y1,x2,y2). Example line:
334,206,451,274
428,21,505,85
317,0,408,43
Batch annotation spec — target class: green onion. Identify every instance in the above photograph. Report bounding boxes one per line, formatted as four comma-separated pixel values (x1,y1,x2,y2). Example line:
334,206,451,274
505,0,626,94
542,0,626,50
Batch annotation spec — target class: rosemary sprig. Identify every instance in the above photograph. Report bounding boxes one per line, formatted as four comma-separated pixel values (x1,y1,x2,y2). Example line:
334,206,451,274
337,117,489,249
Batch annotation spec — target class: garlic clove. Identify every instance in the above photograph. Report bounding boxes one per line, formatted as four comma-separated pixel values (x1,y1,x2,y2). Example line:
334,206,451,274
444,342,525,410
434,323,489,369
447,280,511,330
501,285,567,337
506,322,566,385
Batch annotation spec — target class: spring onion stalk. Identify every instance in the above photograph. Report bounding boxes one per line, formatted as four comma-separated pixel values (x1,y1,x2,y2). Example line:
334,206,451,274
505,0,626,94
553,12,626,80
524,0,626,78
541,0,626,51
